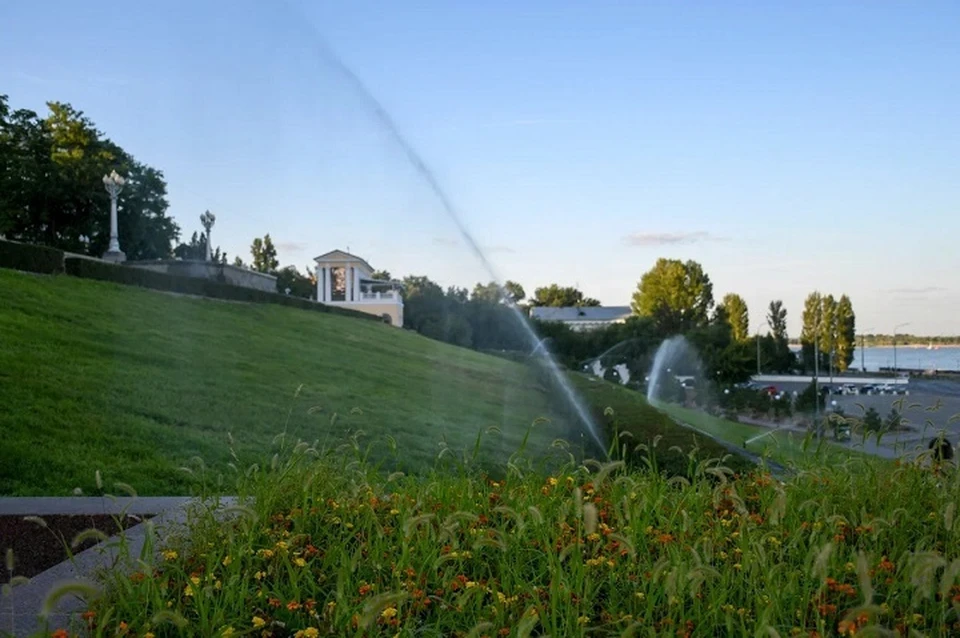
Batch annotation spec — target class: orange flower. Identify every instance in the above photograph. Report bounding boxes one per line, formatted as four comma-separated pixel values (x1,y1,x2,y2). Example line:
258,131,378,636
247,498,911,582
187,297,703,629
51,630,69,638
657,533,675,545
877,556,895,572
286,601,302,611
268,597,282,608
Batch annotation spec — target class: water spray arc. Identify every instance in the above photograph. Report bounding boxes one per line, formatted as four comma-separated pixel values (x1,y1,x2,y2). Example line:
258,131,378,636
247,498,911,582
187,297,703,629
295,31,605,452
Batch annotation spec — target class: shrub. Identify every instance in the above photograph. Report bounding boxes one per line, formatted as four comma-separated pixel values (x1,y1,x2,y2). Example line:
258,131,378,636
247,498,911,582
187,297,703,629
862,407,884,432
795,381,825,414
0,239,65,274
63,258,379,322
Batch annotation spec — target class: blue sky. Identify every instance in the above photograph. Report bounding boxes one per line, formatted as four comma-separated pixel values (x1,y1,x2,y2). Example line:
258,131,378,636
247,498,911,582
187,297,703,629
2,0,959,335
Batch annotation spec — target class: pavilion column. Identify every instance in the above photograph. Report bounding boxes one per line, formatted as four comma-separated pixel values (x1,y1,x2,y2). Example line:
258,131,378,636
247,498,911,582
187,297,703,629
324,267,332,302
348,267,354,301
316,270,322,302
354,268,362,300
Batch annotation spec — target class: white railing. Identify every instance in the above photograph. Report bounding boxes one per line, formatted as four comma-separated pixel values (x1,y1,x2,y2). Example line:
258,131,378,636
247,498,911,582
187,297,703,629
359,291,399,301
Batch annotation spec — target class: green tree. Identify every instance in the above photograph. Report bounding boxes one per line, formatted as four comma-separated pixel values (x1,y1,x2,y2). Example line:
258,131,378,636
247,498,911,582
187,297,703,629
0,96,179,258
530,284,600,307
503,281,525,304
835,295,856,372
720,293,749,342
800,292,822,373
631,258,714,335
233,256,245,267
250,234,279,273
766,300,794,372
370,270,391,281
819,294,838,374
276,265,314,299
471,281,502,304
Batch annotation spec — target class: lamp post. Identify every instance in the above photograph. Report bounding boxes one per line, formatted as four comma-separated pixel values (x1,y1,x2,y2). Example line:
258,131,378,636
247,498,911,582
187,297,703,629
755,318,770,376
199,210,216,262
893,322,910,376
860,327,873,373
101,170,126,262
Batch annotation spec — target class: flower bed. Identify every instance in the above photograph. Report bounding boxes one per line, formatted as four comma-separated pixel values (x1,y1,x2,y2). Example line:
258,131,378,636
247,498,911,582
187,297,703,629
75,449,960,637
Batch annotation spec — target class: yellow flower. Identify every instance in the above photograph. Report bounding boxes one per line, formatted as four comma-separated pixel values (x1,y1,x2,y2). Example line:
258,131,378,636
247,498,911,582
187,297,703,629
145,634,155,638
222,555,232,567
577,615,589,626
252,617,266,629
381,606,398,619
465,581,478,589
294,629,320,638
255,570,266,580
586,532,601,542
294,557,307,568
547,477,558,486
274,541,289,551
221,627,235,637
258,549,275,559
162,550,178,561
390,508,400,515
635,592,646,601
733,563,742,570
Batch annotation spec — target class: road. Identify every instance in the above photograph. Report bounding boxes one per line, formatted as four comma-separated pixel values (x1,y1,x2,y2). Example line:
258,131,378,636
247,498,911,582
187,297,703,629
756,378,960,454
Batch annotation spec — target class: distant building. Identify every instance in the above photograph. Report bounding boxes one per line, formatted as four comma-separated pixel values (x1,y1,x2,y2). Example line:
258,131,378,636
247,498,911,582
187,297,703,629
529,306,632,331
314,249,404,327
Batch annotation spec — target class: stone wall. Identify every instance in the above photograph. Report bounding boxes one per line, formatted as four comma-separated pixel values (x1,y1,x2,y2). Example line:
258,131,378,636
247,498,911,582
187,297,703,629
126,260,277,293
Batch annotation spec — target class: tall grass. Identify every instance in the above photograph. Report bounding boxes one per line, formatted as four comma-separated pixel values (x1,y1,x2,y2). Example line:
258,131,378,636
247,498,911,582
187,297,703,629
55,433,960,637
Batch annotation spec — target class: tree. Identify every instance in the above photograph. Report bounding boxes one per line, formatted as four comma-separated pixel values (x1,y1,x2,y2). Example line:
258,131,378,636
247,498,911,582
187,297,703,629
250,234,279,273
0,95,180,258
370,270,391,281
766,300,794,373
503,281,525,304
835,295,856,372
819,294,838,374
800,292,822,373
174,232,206,260
720,293,749,342
631,258,714,336
530,284,600,307
276,265,314,299
233,256,245,268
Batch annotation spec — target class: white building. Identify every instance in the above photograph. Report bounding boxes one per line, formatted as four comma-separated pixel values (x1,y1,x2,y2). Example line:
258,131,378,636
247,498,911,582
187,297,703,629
529,306,632,331
314,250,404,327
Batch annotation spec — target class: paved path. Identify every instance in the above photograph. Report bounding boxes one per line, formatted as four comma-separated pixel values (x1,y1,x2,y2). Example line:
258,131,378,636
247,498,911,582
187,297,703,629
0,496,237,637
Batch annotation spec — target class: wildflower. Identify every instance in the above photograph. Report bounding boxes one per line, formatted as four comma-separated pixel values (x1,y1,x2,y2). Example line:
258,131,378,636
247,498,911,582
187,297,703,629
258,549,275,559
635,592,646,601
390,509,400,515
221,627,235,637
586,532,601,542
381,606,398,619
547,477,558,486
222,555,232,567
255,570,266,580
294,557,307,567
162,550,178,561
51,631,69,638
733,563,742,570
577,615,590,626
287,600,302,611
252,617,266,628
144,633,155,638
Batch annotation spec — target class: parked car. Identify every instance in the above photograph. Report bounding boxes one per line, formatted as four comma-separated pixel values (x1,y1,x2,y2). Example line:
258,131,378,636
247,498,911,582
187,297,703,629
841,383,857,395
859,384,875,395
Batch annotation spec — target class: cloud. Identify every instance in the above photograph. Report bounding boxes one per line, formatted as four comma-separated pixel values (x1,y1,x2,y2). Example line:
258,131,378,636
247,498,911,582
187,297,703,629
622,231,727,247
432,237,459,247
276,241,308,253
886,286,947,295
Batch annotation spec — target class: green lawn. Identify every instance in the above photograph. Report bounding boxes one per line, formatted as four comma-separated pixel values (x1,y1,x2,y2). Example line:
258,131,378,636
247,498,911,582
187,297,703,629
0,269,742,495
653,402,856,465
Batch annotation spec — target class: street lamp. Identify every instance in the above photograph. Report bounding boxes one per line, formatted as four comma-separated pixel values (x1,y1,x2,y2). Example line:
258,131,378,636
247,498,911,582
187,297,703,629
101,170,126,262
859,327,873,373
755,318,770,376
893,322,910,376
199,210,216,262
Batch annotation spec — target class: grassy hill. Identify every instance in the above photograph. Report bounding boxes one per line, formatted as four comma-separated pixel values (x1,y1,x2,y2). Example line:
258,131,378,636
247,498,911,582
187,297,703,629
0,268,747,495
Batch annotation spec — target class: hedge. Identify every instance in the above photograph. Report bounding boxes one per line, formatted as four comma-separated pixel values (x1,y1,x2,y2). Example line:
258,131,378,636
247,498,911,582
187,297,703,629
0,239,65,274
63,257,380,322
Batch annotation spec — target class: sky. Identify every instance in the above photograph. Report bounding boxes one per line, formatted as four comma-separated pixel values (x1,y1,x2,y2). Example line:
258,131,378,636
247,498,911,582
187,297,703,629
2,0,959,335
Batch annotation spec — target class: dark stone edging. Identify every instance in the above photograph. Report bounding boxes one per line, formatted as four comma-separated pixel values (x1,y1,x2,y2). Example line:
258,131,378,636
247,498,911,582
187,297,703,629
0,496,236,637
